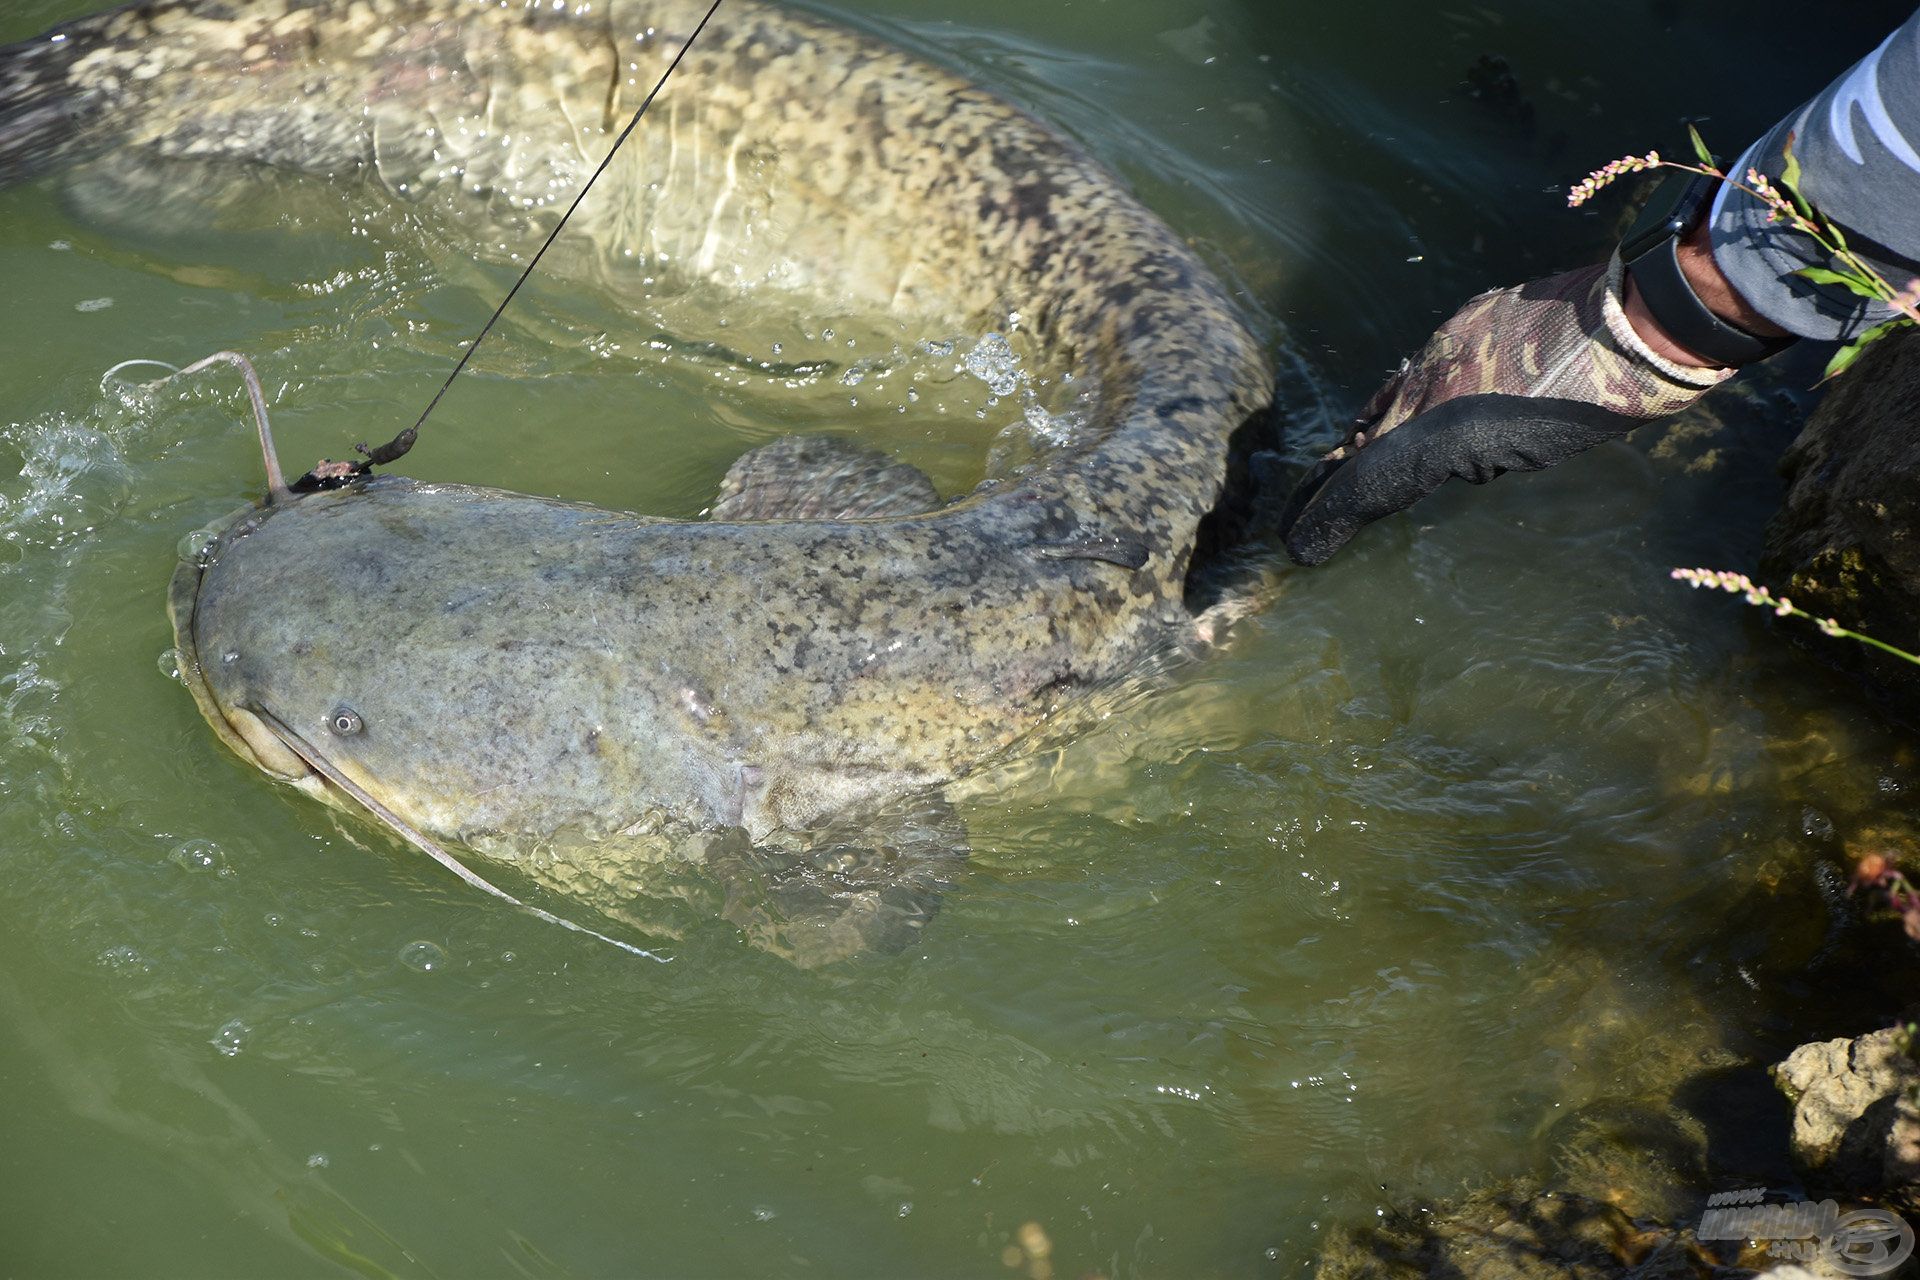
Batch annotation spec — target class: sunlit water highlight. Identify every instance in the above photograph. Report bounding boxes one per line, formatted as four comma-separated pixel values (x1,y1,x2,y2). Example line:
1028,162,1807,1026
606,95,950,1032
1,0,1918,1275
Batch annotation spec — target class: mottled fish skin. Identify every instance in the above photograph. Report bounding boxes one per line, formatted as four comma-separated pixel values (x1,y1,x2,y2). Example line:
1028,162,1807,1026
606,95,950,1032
6,1,1273,847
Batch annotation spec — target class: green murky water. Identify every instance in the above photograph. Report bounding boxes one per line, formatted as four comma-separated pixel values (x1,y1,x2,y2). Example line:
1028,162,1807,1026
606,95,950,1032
4,1,1919,1275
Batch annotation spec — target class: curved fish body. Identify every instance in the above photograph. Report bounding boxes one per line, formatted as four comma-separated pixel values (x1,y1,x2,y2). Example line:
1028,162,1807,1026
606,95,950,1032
4,0,1272,931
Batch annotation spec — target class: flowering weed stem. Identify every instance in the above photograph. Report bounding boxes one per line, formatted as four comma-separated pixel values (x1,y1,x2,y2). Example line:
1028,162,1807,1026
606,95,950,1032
1570,128,1919,379
1670,567,1920,667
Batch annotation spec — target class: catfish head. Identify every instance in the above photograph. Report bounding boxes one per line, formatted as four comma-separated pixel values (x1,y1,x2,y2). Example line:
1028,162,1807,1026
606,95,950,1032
166,474,966,966
167,477,732,850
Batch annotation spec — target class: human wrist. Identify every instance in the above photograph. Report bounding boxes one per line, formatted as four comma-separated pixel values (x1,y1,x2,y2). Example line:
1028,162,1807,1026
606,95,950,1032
1622,221,1788,369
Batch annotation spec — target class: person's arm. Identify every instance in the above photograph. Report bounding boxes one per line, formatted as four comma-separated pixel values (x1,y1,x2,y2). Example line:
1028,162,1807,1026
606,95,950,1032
1280,8,1920,567
1710,10,1920,341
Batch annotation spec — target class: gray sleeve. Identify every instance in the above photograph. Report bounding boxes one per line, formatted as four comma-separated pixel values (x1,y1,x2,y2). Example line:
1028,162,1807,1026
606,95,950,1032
1708,6,1920,342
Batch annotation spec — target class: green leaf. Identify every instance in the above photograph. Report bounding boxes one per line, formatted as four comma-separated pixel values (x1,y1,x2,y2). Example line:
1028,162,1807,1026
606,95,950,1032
1779,132,1815,221
1793,265,1886,300
1824,341,1867,381
1687,122,1714,167
1857,316,1910,347
1821,317,1912,382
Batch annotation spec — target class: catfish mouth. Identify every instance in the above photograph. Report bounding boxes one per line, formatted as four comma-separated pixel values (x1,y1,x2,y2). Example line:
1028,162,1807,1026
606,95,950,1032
167,499,326,790
164,498,665,961
166,492,417,811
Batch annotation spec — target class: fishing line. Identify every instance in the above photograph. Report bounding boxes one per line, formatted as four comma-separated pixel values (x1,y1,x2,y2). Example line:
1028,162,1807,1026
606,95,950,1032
100,357,181,389
362,0,728,467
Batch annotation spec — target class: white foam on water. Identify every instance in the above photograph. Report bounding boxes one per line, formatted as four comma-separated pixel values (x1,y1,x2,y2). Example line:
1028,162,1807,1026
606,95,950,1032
0,382,174,814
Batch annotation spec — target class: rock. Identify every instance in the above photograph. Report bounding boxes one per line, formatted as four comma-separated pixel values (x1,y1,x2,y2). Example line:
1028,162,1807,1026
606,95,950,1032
1773,1025,1920,1201
1762,327,1920,714
1313,1183,1720,1280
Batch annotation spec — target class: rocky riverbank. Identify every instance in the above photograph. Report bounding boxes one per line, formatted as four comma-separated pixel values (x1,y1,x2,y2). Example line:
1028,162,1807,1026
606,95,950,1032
1764,328,1920,717
1313,1017,1920,1277
1307,340,1920,1274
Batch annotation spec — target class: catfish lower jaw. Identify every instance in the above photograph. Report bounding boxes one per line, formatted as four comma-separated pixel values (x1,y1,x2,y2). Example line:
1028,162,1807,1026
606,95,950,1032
223,703,324,788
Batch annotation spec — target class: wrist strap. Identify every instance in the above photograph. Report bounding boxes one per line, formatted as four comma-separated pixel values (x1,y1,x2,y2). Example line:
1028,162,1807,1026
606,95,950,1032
1621,174,1794,367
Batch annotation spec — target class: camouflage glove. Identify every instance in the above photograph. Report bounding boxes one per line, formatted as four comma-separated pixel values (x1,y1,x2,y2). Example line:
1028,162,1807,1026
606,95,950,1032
1279,256,1734,566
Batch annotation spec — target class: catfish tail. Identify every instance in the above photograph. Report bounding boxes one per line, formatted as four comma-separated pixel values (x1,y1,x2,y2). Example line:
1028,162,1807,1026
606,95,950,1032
0,12,108,185
0,1,454,193
0,0,670,205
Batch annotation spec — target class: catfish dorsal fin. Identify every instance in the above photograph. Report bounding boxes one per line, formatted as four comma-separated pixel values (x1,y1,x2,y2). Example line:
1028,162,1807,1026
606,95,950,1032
709,434,941,522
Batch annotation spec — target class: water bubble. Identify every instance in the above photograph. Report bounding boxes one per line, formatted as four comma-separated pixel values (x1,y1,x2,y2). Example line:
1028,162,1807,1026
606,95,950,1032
306,1153,329,1169
962,332,1023,397
74,297,113,313
897,1202,912,1217
156,648,185,683
170,839,224,874
1265,1247,1281,1261
1801,808,1834,840
98,944,150,972
751,1206,777,1222
176,529,217,567
399,940,448,972
210,1018,248,1057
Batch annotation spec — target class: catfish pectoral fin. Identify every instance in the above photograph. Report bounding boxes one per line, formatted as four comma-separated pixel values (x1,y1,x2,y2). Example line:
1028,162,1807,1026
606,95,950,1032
713,796,969,968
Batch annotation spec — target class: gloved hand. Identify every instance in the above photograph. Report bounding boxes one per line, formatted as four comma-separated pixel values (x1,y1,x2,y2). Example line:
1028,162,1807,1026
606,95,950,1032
1278,256,1735,566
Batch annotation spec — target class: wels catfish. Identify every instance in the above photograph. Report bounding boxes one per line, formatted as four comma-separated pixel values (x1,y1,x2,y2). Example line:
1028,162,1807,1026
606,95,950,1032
0,0,1274,962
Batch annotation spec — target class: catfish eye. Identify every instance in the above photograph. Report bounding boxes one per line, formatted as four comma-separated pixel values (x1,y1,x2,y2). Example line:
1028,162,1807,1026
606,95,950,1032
328,705,364,736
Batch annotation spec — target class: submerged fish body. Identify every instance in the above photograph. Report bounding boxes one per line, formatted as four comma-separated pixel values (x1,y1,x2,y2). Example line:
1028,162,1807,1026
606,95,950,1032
171,472,1177,845
5,0,1273,951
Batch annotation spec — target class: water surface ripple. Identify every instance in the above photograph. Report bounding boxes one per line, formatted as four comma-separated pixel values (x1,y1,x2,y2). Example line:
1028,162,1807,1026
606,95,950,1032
0,0,1915,1275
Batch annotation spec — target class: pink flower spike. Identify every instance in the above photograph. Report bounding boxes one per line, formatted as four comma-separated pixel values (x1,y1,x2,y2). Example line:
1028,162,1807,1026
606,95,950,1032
1566,151,1662,207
